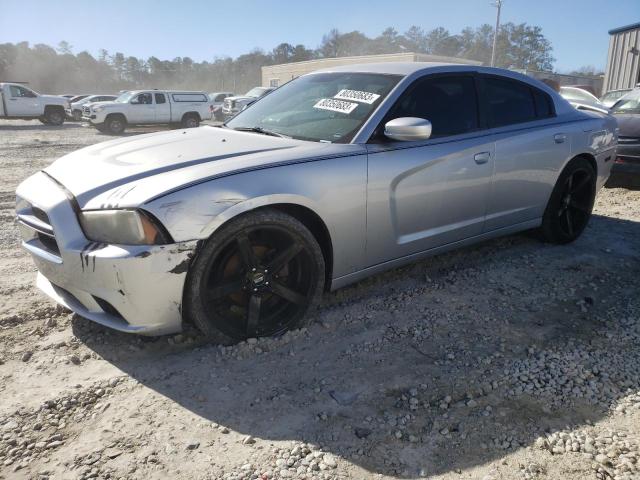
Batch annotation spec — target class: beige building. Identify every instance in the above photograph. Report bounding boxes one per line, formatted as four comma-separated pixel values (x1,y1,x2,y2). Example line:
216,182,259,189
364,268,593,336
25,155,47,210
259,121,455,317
261,52,483,87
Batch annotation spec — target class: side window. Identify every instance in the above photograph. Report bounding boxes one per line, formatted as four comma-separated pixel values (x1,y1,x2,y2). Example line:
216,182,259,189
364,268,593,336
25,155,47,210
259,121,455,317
386,75,479,138
532,89,554,118
10,85,33,97
132,93,152,105
155,93,166,104
483,77,536,127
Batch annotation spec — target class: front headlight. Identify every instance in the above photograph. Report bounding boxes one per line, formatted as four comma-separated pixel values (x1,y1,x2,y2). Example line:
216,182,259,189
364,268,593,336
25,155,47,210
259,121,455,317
79,209,171,245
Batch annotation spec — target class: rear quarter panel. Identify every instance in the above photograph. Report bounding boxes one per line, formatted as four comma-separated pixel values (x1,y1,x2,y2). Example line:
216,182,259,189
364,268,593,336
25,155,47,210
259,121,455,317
567,113,618,190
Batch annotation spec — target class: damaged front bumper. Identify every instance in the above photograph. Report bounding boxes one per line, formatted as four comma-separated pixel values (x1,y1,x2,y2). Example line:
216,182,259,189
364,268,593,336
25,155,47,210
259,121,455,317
16,171,197,335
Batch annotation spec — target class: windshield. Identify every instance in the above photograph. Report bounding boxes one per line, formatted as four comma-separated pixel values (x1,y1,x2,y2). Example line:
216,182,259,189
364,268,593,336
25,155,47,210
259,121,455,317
115,92,135,103
601,90,628,102
245,87,270,98
611,89,640,113
561,87,598,103
227,72,401,143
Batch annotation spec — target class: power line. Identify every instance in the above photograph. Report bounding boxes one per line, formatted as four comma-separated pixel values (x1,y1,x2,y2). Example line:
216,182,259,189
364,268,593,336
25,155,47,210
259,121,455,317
490,0,503,67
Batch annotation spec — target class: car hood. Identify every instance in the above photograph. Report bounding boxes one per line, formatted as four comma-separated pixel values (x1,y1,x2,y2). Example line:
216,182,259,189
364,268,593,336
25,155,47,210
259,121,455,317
228,95,257,103
44,126,363,209
42,95,68,105
613,113,640,137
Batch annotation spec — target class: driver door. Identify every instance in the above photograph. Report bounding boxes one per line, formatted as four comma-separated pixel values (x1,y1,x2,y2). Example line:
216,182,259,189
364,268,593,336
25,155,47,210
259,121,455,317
365,74,495,266
7,85,40,116
129,92,155,123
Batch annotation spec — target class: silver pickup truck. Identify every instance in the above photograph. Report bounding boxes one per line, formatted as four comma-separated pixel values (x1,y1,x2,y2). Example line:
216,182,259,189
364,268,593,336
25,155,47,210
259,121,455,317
83,90,214,134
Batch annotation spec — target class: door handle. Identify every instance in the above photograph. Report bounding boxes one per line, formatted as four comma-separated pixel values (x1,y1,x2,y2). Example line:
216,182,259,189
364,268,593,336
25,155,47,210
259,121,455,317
554,133,567,144
474,152,491,164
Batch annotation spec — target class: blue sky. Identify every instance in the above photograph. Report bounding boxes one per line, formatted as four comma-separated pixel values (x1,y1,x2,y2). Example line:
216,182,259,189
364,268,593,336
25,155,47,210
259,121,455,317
0,0,637,71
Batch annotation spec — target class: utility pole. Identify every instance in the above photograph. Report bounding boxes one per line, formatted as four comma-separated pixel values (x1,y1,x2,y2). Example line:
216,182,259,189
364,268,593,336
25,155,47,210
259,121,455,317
490,0,503,67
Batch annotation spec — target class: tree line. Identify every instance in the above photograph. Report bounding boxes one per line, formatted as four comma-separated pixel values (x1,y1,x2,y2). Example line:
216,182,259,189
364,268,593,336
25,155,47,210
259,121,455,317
0,23,556,95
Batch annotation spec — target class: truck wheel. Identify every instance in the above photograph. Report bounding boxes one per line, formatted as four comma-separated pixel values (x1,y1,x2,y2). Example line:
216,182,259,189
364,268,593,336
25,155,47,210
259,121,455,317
106,115,126,134
72,110,82,121
182,114,200,128
45,107,65,126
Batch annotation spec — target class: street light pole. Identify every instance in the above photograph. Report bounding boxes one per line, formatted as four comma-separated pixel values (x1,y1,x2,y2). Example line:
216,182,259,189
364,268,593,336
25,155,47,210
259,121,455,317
490,0,503,67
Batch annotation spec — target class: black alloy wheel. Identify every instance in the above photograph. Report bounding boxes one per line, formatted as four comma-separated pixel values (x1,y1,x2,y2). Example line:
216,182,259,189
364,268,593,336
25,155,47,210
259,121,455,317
541,157,596,244
185,209,325,344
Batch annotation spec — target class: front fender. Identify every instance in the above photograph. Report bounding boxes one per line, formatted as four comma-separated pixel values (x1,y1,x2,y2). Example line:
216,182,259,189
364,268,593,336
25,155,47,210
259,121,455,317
144,155,368,279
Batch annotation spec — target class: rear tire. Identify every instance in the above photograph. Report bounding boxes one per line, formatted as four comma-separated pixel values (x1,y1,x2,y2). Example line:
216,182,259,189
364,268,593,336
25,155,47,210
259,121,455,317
184,209,325,344
105,115,126,134
45,108,65,126
181,114,200,128
540,157,596,244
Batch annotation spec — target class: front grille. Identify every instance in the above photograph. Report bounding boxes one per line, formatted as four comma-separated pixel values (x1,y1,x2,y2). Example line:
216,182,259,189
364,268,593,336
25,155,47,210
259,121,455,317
618,136,640,145
93,296,128,323
17,203,60,256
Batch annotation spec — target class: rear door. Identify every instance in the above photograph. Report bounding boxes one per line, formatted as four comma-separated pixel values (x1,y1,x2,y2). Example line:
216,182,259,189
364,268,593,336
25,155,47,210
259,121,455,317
154,93,170,122
366,74,495,265
479,75,571,231
128,92,155,123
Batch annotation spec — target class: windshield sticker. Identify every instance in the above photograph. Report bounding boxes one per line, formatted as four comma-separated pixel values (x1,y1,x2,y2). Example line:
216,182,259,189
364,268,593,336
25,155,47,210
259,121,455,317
333,89,381,104
313,98,358,114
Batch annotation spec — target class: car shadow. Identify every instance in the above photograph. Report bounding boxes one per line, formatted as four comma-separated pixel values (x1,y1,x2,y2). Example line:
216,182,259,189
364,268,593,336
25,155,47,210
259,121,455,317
72,213,640,477
0,123,83,131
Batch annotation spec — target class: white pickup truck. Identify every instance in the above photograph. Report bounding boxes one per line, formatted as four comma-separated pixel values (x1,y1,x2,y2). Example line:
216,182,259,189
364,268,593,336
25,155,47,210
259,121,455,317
83,90,214,134
0,82,68,125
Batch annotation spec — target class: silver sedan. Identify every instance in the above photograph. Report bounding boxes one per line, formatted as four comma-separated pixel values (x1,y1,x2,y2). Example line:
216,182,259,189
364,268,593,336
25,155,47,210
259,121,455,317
16,63,618,343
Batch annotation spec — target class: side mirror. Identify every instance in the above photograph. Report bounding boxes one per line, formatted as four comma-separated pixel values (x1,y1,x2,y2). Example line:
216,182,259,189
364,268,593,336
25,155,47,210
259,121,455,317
384,117,432,142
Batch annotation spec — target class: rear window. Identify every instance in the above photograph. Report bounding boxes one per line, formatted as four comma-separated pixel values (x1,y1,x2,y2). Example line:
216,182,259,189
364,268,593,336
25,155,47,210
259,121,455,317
483,77,536,127
172,93,208,102
533,89,554,118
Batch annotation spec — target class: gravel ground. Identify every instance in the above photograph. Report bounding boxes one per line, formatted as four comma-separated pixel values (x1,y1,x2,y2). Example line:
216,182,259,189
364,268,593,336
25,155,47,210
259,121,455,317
0,119,639,480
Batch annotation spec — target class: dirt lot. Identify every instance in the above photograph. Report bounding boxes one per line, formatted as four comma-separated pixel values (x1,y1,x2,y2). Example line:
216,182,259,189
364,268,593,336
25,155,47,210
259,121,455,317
0,119,639,480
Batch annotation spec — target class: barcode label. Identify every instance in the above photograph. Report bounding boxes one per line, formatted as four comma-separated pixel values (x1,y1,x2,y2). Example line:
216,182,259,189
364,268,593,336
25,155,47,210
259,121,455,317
334,89,381,104
313,98,359,114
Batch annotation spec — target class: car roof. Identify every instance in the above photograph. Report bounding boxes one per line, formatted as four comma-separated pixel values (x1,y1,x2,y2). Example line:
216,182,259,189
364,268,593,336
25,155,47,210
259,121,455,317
312,62,460,76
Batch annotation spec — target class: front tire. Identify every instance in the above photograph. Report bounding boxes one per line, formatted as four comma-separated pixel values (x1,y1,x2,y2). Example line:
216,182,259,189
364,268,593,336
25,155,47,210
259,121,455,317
105,115,126,134
540,157,596,244
184,209,325,344
45,108,65,126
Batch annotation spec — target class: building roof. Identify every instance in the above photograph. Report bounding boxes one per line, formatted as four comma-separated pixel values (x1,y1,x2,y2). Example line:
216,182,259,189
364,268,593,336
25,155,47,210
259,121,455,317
608,23,640,35
313,61,461,76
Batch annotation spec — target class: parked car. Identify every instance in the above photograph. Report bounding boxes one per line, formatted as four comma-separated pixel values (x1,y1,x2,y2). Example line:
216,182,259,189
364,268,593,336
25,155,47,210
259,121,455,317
16,63,617,341
209,92,234,121
0,82,68,125
82,90,213,134
68,94,91,104
600,88,632,108
66,94,117,121
560,86,608,113
607,88,640,188
222,87,274,119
